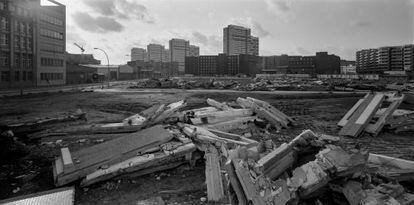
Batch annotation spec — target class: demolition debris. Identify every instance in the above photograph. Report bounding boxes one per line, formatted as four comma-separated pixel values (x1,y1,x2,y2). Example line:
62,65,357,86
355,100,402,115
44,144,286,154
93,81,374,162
1,94,414,205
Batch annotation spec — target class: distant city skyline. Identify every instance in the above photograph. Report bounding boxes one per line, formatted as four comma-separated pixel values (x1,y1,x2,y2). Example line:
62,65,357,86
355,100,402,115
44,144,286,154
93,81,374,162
58,0,414,64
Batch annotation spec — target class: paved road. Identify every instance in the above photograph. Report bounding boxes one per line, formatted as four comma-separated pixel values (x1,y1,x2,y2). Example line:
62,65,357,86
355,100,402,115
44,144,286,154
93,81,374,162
0,82,118,97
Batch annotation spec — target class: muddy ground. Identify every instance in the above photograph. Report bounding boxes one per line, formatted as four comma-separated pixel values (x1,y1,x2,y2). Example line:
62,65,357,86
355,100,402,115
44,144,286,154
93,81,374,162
0,89,413,204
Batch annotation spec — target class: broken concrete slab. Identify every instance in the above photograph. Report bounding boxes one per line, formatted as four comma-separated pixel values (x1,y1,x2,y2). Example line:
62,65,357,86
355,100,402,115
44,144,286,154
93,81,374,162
207,98,234,110
81,142,196,186
53,125,174,186
205,145,226,202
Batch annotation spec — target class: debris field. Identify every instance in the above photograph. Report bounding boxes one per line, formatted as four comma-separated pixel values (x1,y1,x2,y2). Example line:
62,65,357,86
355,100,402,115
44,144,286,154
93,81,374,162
0,89,414,204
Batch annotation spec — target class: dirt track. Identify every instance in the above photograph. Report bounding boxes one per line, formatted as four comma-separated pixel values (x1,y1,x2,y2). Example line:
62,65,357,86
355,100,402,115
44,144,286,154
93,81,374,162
0,89,413,204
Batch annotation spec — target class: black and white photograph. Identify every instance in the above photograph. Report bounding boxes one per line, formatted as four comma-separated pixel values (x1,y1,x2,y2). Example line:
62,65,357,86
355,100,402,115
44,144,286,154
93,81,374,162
0,0,414,204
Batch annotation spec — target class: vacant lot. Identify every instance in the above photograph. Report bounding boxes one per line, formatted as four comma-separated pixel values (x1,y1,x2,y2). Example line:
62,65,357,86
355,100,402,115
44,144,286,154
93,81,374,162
1,89,413,204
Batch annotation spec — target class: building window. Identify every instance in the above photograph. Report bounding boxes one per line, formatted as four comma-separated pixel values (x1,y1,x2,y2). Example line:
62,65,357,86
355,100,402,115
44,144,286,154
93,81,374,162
15,53,20,67
15,71,19,81
8,4,14,13
40,14,63,26
27,38,32,49
1,71,10,81
27,71,32,80
20,22,25,35
0,33,8,46
40,29,63,40
40,72,63,80
20,37,24,48
22,71,26,81
0,51,9,66
27,54,32,67
41,58,64,67
0,2,5,10
14,35,19,48
0,16,8,31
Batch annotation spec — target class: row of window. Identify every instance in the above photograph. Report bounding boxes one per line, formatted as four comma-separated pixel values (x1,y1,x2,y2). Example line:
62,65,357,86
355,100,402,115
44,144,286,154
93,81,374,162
41,43,64,53
40,14,63,26
0,33,8,46
0,16,8,31
0,71,33,82
14,21,33,36
40,28,63,40
40,72,63,80
0,52,34,68
14,36,33,50
14,53,33,68
0,51,8,66
40,58,64,67
1,2,31,17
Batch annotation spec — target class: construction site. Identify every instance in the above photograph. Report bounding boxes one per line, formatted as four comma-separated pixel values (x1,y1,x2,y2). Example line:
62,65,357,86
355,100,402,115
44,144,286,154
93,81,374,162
1,82,414,205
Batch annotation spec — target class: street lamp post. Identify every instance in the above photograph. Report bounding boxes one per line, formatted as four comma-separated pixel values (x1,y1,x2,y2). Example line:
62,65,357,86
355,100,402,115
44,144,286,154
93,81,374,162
94,48,110,88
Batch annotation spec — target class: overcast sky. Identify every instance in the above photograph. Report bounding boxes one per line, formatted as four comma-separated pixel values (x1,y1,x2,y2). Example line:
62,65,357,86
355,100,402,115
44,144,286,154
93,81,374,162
55,0,414,64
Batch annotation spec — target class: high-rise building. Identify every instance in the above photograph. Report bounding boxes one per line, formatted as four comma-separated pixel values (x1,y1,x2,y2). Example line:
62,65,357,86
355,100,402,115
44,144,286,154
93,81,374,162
189,45,199,57
131,48,147,62
0,0,66,88
162,49,170,62
356,44,414,73
37,0,66,86
169,38,199,73
223,25,259,56
147,44,164,62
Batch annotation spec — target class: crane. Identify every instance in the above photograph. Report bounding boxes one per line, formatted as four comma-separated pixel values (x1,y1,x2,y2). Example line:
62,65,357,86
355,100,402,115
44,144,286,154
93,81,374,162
73,43,85,54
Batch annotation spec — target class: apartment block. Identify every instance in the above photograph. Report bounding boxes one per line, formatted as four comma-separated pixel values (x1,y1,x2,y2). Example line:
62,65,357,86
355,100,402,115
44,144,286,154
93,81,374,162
0,0,37,88
185,53,260,76
261,52,340,75
189,45,199,57
147,43,164,62
131,47,147,62
169,38,199,73
37,0,66,86
0,0,66,88
356,44,414,74
223,25,259,56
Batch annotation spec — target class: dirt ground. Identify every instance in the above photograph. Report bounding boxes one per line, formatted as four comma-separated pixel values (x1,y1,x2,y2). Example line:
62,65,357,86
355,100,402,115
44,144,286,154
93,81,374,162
1,89,414,204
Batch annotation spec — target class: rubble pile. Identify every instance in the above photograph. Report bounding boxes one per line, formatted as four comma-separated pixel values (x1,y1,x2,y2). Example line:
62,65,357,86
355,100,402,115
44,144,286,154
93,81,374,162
2,95,414,204
127,77,414,94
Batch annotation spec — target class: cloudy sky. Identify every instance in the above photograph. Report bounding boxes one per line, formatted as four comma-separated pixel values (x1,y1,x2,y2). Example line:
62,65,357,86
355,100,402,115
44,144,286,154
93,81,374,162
54,0,414,64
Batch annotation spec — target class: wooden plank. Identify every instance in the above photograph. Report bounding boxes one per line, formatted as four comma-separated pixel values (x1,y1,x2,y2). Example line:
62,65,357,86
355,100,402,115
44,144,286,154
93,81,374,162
224,160,247,205
338,98,365,127
54,125,174,186
207,98,233,110
339,94,384,137
205,145,225,202
355,94,385,125
365,95,404,136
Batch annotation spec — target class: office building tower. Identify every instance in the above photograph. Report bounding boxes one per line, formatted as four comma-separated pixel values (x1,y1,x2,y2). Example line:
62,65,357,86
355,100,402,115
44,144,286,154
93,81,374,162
223,25,259,56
